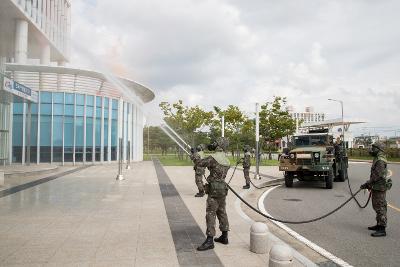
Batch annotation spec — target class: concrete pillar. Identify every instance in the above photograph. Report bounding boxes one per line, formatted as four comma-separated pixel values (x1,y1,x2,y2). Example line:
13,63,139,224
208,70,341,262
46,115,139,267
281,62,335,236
14,19,28,64
40,44,51,65
250,222,270,254
269,245,293,267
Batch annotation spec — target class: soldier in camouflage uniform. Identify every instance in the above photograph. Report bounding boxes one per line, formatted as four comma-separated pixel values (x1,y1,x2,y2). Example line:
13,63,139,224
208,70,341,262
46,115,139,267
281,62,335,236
360,142,389,237
191,144,206,197
238,146,251,189
192,137,231,251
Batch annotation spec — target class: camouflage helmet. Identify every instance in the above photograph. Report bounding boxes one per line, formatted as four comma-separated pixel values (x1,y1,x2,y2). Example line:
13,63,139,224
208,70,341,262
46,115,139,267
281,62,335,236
372,142,385,152
196,144,204,151
243,145,251,152
215,137,229,151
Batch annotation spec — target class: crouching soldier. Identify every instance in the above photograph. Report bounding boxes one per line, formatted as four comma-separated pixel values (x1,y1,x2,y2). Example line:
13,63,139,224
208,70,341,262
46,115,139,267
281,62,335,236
190,145,206,197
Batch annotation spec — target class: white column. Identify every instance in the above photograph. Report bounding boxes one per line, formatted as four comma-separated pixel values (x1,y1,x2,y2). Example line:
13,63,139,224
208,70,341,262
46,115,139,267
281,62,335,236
107,102,112,162
26,0,32,17
40,44,51,65
37,0,42,27
15,20,28,64
32,0,37,22
9,103,13,165
82,95,86,164
21,103,26,165
117,98,123,162
100,97,104,163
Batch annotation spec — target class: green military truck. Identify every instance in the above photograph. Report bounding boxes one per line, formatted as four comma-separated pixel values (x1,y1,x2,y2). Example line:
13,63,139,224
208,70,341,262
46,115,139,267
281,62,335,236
279,131,348,189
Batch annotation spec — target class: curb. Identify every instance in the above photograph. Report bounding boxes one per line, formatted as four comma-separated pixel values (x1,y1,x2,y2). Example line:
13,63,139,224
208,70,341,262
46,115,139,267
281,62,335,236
349,159,400,165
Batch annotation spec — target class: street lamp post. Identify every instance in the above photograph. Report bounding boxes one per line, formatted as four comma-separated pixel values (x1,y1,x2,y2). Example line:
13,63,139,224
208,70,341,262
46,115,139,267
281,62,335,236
255,103,260,180
328,98,345,148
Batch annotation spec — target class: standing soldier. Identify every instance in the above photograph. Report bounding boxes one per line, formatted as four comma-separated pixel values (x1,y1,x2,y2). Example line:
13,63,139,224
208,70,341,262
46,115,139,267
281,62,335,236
191,144,206,197
360,142,389,237
192,137,231,251
238,145,251,189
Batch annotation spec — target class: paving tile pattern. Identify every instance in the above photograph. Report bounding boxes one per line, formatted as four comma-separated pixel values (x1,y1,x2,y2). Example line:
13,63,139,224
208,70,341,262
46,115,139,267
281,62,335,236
153,159,223,267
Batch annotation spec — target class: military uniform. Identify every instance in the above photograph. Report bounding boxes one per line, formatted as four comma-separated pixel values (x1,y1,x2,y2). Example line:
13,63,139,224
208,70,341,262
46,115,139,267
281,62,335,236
191,150,206,197
239,149,251,189
193,138,231,251
360,143,389,237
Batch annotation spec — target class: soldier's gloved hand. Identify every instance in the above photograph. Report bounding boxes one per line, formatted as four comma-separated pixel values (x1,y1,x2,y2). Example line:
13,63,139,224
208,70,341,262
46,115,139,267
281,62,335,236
360,182,370,190
190,147,196,154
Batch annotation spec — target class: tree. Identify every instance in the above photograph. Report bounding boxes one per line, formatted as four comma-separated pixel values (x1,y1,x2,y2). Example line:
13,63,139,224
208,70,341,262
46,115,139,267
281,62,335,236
159,100,213,158
210,105,251,159
259,96,296,158
143,126,175,155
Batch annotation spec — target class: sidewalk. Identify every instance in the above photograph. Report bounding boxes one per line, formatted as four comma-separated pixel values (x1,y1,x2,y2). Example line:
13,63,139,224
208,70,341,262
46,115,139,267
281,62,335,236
0,161,321,266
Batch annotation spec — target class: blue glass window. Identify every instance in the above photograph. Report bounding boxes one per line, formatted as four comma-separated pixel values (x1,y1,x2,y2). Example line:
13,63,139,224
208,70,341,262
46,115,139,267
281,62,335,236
53,116,63,147
86,95,94,106
76,94,85,106
86,118,93,147
31,103,38,114
86,106,94,117
76,117,84,147
12,114,23,146
54,104,64,116
76,106,84,116
112,99,118,110
96,96,102,107
13,103,24,114
53,93,64,104
111,120,118,146
95,118,101,147
104,98,109,108
64,116,74,147
40,116,51,146
40,92,52,103
65,93,74,104
96,106,102,118
40,104,52,115
65,105,74,116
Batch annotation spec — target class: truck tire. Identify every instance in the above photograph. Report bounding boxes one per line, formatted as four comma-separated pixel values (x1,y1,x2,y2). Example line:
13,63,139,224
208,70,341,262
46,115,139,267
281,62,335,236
325,170,333,189
285,172,294,188
337,169,345,182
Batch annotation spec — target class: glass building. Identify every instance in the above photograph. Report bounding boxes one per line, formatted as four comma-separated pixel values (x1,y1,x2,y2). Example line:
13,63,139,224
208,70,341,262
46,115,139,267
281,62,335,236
3,65,154,165
0,0,154,165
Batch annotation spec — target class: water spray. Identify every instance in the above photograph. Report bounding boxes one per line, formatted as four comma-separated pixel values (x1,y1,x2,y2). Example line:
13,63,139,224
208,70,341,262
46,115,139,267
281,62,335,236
160,125,191,155
161,123,192,150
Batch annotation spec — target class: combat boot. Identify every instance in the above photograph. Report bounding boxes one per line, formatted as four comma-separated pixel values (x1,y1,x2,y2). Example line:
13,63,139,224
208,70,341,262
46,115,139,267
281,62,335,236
368,225,379,231
214,231,229,245
371,226,386,237
242,183,250,189
197,236,214,251
195,191,205,197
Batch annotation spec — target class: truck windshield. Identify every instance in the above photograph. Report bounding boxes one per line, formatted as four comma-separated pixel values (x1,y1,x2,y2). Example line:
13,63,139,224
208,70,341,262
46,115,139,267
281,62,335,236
293,135,328,146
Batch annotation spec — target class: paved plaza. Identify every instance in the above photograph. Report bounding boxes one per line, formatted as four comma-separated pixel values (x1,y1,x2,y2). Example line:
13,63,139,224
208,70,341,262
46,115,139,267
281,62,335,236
0,161,323,266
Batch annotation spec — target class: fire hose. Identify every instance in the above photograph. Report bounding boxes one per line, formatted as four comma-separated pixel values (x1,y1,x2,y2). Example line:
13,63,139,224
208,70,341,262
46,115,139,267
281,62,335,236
220,162,369,224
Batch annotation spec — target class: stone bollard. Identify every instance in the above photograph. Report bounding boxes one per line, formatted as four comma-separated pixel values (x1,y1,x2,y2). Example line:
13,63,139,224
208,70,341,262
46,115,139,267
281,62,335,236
250,222,269,254
0,171,4,187
269,244,293,267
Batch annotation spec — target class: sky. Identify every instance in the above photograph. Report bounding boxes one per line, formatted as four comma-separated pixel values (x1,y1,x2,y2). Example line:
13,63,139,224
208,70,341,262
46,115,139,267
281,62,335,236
70,0,400,137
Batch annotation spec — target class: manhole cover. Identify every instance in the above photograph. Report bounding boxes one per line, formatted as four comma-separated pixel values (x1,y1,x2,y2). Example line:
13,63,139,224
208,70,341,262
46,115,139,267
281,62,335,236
283,198,302,202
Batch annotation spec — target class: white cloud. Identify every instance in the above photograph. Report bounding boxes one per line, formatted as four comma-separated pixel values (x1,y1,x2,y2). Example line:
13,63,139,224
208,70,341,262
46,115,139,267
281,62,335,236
71,0,400,135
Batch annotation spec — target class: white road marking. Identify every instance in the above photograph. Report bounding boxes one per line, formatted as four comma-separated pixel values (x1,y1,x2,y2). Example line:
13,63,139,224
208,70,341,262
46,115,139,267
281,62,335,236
259,186,354,267
234,185,317,267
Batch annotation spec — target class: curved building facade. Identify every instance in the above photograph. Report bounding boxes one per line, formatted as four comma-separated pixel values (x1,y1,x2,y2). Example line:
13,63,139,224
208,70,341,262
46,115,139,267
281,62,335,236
0,0,155,165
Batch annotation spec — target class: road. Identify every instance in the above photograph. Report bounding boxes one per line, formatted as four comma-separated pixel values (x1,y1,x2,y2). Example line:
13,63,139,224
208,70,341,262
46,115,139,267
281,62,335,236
263,162,400,267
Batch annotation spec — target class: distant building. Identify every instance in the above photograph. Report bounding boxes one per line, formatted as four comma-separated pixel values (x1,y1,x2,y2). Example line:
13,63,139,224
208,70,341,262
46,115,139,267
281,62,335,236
287,106,325,124
353,135,380,149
